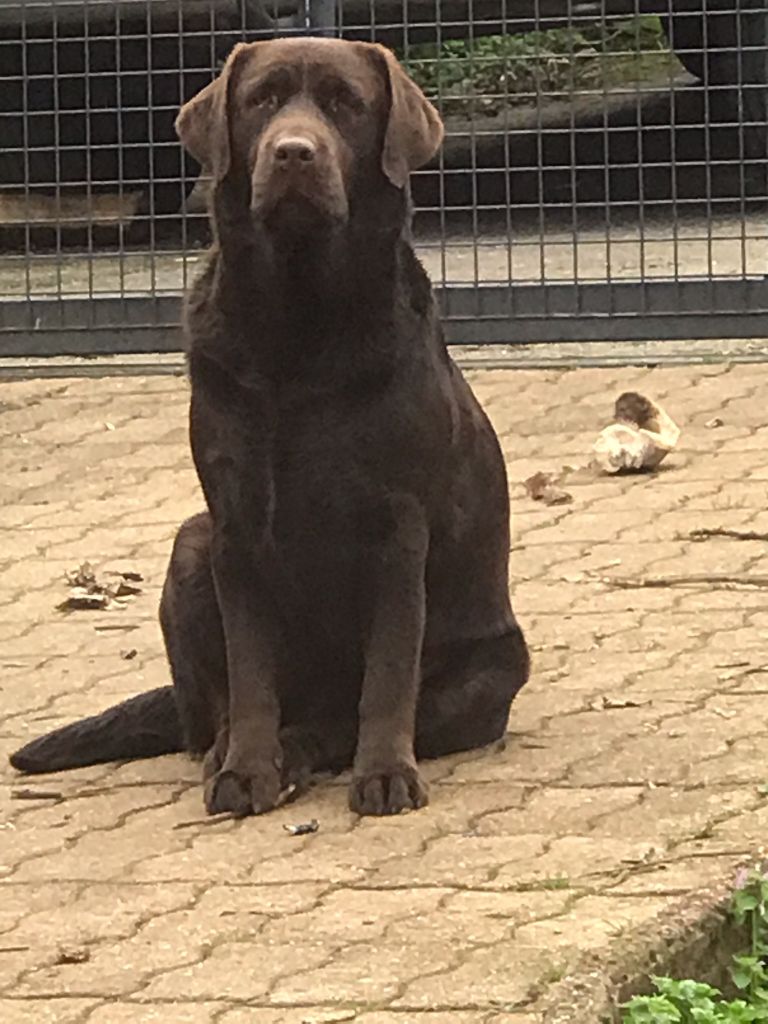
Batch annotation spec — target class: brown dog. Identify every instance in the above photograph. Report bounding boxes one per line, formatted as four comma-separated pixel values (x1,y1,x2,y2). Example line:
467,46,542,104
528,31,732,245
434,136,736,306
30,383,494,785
10,38,530,818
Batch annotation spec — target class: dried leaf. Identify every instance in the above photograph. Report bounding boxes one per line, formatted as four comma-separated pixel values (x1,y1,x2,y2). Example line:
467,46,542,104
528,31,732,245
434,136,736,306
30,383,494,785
523,471,573,506
58,590,110,612
105,569,144,583
65,562,98,589
113,580,143,598
58,564,143,612
55,946,90,965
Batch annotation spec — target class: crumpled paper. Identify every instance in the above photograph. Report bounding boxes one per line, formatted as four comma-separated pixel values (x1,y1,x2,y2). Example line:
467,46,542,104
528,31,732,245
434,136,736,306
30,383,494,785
593,392,680,474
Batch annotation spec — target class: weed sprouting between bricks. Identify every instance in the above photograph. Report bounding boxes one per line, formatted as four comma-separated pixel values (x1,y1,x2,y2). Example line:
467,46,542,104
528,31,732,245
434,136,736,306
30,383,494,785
622,870,768,1023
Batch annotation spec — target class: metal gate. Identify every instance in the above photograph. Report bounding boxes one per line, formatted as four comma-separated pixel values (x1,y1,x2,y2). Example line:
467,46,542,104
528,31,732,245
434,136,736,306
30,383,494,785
0,0,766,357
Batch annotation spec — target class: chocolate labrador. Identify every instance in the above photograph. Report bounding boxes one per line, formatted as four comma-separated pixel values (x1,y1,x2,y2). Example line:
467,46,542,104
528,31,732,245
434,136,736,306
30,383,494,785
10,38,530,817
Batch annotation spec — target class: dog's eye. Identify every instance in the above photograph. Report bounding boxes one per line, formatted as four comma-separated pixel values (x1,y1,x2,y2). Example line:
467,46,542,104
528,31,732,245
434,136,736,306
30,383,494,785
323,87,362,117
327,93,350,114
251,91,280,111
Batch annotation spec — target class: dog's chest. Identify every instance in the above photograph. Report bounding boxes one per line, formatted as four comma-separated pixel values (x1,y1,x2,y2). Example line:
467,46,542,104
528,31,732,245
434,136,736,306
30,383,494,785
270,414,376,547
260,427,374,644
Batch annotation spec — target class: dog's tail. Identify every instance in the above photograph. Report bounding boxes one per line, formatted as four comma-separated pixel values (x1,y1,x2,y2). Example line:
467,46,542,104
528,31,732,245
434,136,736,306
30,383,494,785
9,686,184,774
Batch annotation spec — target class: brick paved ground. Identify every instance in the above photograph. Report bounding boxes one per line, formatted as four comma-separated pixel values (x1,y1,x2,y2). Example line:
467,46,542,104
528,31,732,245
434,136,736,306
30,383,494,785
1,362,767,1023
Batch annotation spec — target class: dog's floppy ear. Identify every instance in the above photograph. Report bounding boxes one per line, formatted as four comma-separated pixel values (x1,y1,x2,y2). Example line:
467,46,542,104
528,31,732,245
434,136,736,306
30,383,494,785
175,42,251,179
371,44,444,189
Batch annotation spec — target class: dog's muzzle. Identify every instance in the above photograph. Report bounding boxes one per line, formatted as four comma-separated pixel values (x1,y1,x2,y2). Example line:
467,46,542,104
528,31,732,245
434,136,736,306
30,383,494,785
251,122,349,227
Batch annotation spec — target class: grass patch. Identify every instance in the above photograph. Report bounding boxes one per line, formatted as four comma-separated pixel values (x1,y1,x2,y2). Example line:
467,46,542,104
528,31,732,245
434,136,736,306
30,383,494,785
402,16,681,117
622,871,768,1024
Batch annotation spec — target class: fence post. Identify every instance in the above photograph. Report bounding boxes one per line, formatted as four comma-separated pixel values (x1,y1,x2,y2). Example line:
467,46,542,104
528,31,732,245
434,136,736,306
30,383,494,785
307,0,337,36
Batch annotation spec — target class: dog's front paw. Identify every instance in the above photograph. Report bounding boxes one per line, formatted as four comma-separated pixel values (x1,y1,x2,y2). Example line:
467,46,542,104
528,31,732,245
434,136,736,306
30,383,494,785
278,729,314,800
348,761,429,816
204,761,282,818
202,731,228,783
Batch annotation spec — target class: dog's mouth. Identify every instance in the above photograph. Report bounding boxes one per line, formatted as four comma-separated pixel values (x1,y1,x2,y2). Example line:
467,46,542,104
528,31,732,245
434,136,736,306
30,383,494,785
252,188,348,236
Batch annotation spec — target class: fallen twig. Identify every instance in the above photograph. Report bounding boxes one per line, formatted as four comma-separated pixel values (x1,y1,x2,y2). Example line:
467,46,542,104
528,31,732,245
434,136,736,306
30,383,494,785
689,527,768,543
739,664,768,678
172,781,299,829
600,573,768,591
172,812,238,830
11,788,63,802
589,696,650,711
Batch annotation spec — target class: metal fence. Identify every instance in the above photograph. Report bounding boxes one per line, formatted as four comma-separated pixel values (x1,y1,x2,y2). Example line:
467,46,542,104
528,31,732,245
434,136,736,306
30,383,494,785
0,0,766,357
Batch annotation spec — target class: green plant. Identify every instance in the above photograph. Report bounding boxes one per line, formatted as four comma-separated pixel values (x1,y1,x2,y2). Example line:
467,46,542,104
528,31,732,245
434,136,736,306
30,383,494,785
731,875,768,1005
400,17,679,118
621,871,768,1024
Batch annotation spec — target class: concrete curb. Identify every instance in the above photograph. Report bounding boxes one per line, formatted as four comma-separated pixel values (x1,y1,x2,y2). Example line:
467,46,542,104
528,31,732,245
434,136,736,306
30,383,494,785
535,858,756,1023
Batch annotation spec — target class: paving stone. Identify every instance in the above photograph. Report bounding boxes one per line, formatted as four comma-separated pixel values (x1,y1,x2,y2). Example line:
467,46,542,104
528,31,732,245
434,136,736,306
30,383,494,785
1,882,198,949
86,1004,224,1024
0,999,99,1023
513,895,677,953
392,941,553,1009
368,833,548,887
609,853,743,896
220,1010,363,1024
357,1014,509,1024
141,942,335,1000
474,786,642,836
271,938,458,1003
2,366,767,1020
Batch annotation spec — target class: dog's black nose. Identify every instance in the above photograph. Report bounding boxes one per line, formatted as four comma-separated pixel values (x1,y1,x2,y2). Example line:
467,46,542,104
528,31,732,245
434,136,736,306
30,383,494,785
274,136,316,164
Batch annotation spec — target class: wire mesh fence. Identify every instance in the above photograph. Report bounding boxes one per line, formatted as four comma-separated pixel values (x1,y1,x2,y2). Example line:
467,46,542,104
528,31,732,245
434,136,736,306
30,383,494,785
0,0,766,355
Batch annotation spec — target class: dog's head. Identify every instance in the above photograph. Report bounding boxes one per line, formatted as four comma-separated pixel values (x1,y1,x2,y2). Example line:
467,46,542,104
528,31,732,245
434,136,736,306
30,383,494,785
175,38,443,237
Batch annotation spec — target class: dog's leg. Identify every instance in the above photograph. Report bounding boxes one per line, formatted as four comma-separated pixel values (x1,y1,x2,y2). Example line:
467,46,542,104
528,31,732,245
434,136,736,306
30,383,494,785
161,513,240,812
349,497,430,817
167,527,357,809
188,362,286,818
203,565,284,817
414,628,530,760
160,513,224,757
